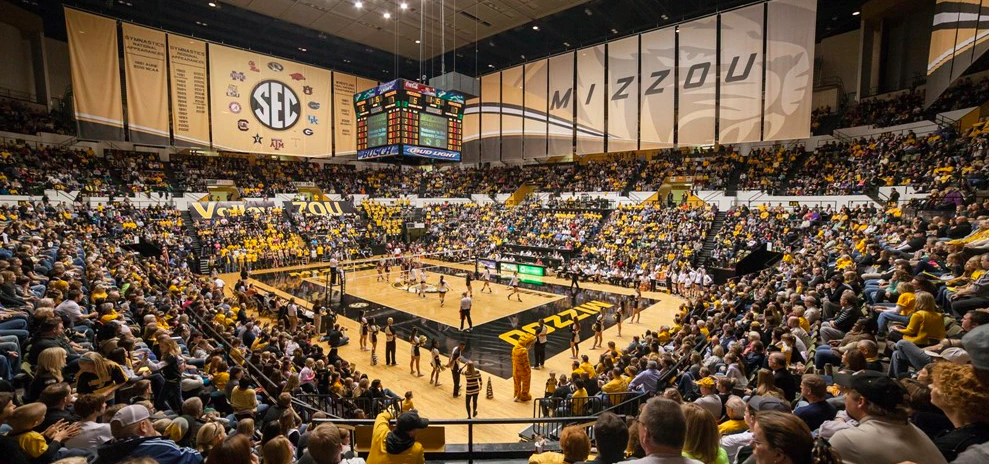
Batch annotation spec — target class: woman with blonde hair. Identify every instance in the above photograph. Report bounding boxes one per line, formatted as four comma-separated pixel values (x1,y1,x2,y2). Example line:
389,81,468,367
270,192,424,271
891,291,946,346
28,347,66,402
76,351,126,394
681,403,730,464
156,335,185,412
196,421,227,455
464,361,482,418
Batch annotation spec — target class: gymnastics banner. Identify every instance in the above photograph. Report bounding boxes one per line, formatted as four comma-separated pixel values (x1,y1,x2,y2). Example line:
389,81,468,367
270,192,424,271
501,65,524,161
677,15,718,145
480,73,502,158
763,0,816,141
462,97,481,163
719,4,765,144
639,27,676,148
547,52,575,156
168,34,210,147
607,36,639,152
576,44,606,154
65,8,124,140
523,59,548,159
209,44,333,156
122,24,169,145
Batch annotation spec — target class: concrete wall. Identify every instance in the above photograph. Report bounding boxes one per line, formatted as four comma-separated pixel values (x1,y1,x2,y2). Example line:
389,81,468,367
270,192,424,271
45,38,71,101
815,29,861,98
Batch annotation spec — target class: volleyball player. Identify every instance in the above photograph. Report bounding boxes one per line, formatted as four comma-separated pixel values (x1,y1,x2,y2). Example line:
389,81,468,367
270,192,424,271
465,269,473,297
376,261,385,282
430,340,443,386
481,266,493,293
437,276,450,306
368,317,380,362
409,328,423,376
418,267,428,298
384,260,391,283
507,271,522,302
631,287,643,324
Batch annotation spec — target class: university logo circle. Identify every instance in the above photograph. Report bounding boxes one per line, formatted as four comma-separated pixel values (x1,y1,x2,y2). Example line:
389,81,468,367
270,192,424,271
250,80,300,130
349,302,369,309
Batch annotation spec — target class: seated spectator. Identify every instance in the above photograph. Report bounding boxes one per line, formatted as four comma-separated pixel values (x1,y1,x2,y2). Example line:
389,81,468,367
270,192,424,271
928,362,989,461
94,404,203,464
7,402,80,464
530,425,591,464
751,411,839,464
625,397,702,463
681,403,729,464
792,374,836,432
829,371,947,464
577,411,627,464
367,409,428,463
64,393,113,449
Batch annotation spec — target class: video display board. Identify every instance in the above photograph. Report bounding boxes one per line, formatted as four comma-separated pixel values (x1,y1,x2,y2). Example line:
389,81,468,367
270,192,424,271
355,79,464,162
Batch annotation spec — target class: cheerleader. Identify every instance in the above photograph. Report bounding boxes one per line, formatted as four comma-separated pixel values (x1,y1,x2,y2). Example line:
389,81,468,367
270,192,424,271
384,261,391,282
430,340,443,386
631,287,643,324
465,270,474,297
409,328,423,377
368,317,379,357
569,320,580,359
437,276,450,306
614,298,625,338
591,314,604,350
359,311,369,351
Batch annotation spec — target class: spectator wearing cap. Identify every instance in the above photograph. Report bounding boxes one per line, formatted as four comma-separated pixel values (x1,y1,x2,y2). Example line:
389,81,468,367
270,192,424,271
792,374,836,432
717,396,747,436
721,396,790,463
624,397,702,464
367,409,428,464
692,377,721,420
93,404,203,464
889,308,989,378
928,362,989,461
828,371,947,464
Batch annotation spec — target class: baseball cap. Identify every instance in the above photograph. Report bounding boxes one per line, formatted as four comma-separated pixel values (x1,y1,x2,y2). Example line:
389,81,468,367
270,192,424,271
925,347,970,365
962,324,989,371
833,370,906,411
111,404,151,428
396,411,429,432
747,395,790,413
695,377,716,388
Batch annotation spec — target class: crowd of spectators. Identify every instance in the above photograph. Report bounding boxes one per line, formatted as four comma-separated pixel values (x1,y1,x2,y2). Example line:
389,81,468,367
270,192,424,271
706,204,814,268
736,146,802,194
0,99,74,136
839,89,926,128
635,148,737,191
194,208,309,272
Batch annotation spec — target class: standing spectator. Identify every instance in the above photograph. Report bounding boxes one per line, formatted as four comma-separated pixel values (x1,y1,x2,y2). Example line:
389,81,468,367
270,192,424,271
464,361,482,418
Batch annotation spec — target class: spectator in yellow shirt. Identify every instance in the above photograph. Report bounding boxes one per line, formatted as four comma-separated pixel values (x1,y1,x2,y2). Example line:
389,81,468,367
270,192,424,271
875,282,916,334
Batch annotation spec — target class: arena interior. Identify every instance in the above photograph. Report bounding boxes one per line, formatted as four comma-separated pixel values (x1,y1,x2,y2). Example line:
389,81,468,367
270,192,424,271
3,0,989,463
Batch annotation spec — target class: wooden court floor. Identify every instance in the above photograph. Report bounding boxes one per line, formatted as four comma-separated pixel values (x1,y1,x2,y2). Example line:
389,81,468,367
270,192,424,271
305,267,564,327
222,259,683,445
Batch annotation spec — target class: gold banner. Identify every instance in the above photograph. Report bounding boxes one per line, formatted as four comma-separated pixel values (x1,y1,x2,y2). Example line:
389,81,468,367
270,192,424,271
209,44,332,156
122,23,168,144
332,72,357,155
168,34,209,147
65,8,124,140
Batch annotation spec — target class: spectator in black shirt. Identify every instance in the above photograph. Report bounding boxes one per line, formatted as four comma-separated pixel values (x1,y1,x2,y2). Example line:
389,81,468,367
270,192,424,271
768,352,798,402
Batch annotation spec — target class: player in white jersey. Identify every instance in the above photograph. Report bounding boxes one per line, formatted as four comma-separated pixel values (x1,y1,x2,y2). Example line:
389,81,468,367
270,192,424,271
481,267,493,293
507,271,522,302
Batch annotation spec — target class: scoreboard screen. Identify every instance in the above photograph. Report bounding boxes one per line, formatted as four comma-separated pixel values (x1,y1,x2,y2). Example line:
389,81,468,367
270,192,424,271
354,79,464,162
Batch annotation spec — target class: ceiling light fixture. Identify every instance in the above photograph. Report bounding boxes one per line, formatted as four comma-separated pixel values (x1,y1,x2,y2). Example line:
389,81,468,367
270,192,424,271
488,64,495,68
415,39,421,44
354,1,362,8
383,11,391,18
208,1,216,7
563,42,570,47
661,14,668,20
610,28,618,34
852,11,860,16
299,47,307,52
532,25,539,31
401,2,408,9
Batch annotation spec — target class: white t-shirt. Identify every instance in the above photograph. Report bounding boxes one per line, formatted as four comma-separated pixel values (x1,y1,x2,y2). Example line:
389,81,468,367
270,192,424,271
55,299,85,323
63,421,113,449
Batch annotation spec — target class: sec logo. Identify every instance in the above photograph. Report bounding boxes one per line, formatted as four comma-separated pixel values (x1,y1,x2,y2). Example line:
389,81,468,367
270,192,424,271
251,80,300,130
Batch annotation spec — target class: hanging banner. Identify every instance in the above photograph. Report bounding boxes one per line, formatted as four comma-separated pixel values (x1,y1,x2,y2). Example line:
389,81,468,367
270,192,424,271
639,28,676,148
65,8,124,140
951,0,983,80
607,36,639,151
764,0,815,141
678,15,718,145
976,0,989,60
523,59,548,158
463,97,481,163
209,44,332,156
719,4,765,144
168,34,210,147
547,52,575,156
576,44,606,154
333,72,357,155
122,24,169,145
480,73,501,160
501,66,524,161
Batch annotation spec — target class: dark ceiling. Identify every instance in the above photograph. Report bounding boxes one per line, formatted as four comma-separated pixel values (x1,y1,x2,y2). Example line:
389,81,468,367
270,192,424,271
18,0,865,82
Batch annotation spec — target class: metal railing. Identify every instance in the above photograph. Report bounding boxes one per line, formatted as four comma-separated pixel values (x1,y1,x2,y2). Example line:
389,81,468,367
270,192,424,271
294,394,400,419
313,415,612,463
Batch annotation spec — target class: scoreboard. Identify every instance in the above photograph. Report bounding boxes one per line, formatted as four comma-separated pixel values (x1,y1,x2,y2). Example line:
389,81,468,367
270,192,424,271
355,79,464,162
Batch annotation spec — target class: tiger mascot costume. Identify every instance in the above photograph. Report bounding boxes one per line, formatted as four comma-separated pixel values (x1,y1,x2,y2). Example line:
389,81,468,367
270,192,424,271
512,333,535,402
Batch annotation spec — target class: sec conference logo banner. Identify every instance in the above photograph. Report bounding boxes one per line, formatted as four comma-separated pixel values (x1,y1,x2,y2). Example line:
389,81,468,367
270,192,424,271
208,44,331,156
